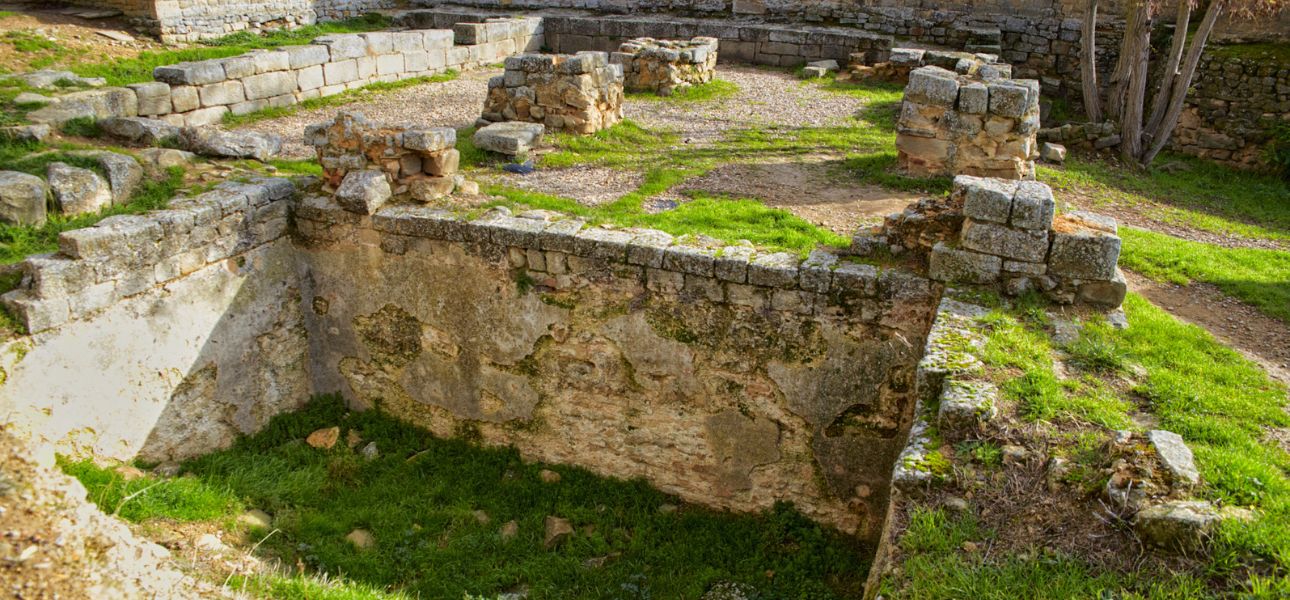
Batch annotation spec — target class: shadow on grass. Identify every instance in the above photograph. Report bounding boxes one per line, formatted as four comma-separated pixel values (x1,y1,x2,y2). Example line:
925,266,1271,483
74,396,872,599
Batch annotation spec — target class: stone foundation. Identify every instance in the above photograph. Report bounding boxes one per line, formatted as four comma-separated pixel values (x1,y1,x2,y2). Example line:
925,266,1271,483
612,37,719,96
304,112,461,202
896,65,1040,179
480,52,625,135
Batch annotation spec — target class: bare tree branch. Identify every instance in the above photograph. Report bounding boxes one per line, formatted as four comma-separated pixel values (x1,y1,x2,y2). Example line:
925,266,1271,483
1141,0,1228,166
1080,0,1103,122
1144,0,1192,137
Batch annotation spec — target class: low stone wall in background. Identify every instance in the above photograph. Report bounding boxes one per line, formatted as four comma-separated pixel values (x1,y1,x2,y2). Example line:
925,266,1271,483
896,65,1040,180
612,37,719,96
27,18,543,129
480,52,624,134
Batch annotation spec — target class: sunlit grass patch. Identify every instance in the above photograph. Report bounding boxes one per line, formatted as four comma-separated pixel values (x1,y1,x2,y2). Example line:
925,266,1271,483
626,79,740,103
540,120,680,169
58,457,241,522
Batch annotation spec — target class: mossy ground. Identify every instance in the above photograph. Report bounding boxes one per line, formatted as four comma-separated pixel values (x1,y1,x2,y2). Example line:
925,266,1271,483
65,396,871,600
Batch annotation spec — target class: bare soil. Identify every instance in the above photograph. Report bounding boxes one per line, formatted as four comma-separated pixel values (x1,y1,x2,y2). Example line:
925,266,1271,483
0,4,163,74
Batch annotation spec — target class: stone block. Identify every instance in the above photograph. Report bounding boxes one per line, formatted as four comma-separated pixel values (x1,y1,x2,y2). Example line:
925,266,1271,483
831,262,879,296
662,244,717,276
153,61,225,85
297,65,325,91
199,80,245,107
170,86,199,113
1147,429,1200,487
906,66,960,107
1048,216,1121,280
958,175,1016,224
0,171,48,227
958,82,988,114
284,44,330,68
324,60,360,86
937,380,998,432
1010,181,1055,230
219,55,257,80
625,229,673,268
423,30,455,50
360,32,394,55
242,71,296,101
1076,268,1127,307
960,219,1049,262
393,31,425,54
473,122,544,156
404,128,457,152
250,50,290,74
184,106,229,127
335,170,390,214
748,252,799,288
409,176,455,201
376,54,405,76
423,149,460,176
127,82,172,116
928,242,1002,284
316,34,368,60
987,81,1032,118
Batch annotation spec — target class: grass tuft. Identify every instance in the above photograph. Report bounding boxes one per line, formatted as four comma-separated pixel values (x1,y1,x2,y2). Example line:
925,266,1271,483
626,79,740,103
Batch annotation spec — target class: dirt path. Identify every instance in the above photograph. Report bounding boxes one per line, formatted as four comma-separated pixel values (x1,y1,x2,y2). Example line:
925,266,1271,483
1125,270,1290,386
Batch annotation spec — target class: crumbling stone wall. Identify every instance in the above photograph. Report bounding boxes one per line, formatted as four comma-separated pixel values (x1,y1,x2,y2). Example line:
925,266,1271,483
612,37,719,96
0,178,311,463
896,66,1041,180
294,199,941,541
481,52,624,134
305,112,461,203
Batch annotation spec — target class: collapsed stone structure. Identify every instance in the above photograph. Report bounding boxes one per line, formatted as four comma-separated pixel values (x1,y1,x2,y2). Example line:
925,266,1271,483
480,52,625,134
305,112,461,207
612,37,719,96
896,65,1041,180
872,176,1125,307
848,47,1011,83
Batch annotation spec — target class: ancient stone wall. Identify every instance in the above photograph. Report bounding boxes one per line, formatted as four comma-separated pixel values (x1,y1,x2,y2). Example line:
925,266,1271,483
896,66,1041,180
293,199,941,541
481,52,625,134
613,37,719,96
0,178,311,464
152,1,395,43
26,20,542,129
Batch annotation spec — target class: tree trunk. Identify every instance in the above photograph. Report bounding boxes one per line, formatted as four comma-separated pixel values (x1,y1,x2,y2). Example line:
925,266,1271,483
1105,0,1142,121
1141,0,1225,166
1080,0,1103,123
1144,0,1192,137
1120,2,1153,162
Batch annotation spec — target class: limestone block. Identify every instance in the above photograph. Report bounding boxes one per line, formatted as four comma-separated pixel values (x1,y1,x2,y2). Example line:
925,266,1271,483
958,175,1016,224
297,65,325,91
960,218,1049,262
928,242,1002,284
335,170,391,215
242,71,296,101
905,66,960,107
250,50,290,74
1135,501,1219,552
958,82,988,114
376,54,405,76
48,162,112,216
284,44,330,69
77,151,143,205
392,31,425,54
153,61,226,85
937,380,997,432
1147,429,1200,487
0,171,48,227
360,32,394,55
100,116,179,146
324,60,360,86
198,80,245,107
423,149,460,176
409,176,455,201
1048,215,1121,280
748,252,799,288
473,122,544,156
987,81,1032,118
127,82,172,116
423,30,455,50
316,34,368,60
171,86,200,113
1010,181,1055,230
1076,268,1127,307
403,128,457,153
714,245,755,283
183,106,229,127
219,55,257,80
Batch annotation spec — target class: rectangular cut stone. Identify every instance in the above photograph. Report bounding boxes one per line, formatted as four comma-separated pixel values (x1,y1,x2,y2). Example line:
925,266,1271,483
297,65,324,91
906,66,960,107
220,55,257,79
1002,260,1046,275
929,242,1002,284
376,54,405,76
798,249,838,293
537,218,586,252
423,30,455,49
1048,219,1122,280
170,86,199,113
284,45,330,68
242,71,296,100
748,252,799,288
403,128,456,152
960,219,1049,262
958,82,988,114
988,81,1032,118
392,31,425,53
714,246,754,283
662,244,717,276
1010,181,1055,230
317,34,368,60
573,227,633,261
360,32,394,55
153,61,225,85
958,175,1016,224
251,50,290,73
324,60,359,86
198,80,244,106
832,262,878,296
626,229,673,268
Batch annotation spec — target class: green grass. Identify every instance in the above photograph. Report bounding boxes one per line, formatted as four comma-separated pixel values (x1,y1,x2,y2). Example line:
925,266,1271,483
1119,227,1290,323
58,457,241,522
231,573,413,600
59,116,101,138
881,508,1212,599
67,396,871,599
222,71,460,127
1039,154,1290,243
69,14,392,86
539,119,680,169
626,79,739,103
0,164,185,264
1208,42,1290,63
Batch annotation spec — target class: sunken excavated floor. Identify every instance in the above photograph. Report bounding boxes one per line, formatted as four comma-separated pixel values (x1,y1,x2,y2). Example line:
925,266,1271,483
64,397,872,600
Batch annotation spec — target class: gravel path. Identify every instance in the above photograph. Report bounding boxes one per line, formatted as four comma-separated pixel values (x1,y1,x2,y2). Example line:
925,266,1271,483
626,65,868,142
240,68,500,159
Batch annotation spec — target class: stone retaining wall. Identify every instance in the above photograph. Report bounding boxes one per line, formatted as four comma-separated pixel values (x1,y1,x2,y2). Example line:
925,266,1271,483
27,19,543,129
294,199,941,540
0,177,310,464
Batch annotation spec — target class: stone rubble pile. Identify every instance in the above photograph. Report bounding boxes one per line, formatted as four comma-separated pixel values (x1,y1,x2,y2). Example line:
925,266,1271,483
864,176,1125,307
847,47,1011,83
611,37,719,96
896,65,1040,180
305,112,466,211
0,151,148,227
480,52,625,135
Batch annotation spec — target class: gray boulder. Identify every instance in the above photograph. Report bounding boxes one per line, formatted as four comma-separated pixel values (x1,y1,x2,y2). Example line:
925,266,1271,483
16,70,106,89
73,151,143,205
1134,500,1218,552
13,92,54,106
335,170,391,215
48,162,112,216
137,148,196,173
0,124,51,143
1148,429,1200,487
1040,142,1067,163
178,126,282,161
473,122,545,156
0,171,48,227
26,88,138,125
100,117,180,146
